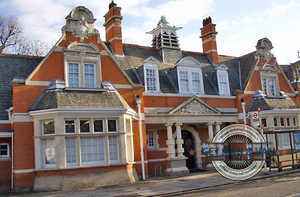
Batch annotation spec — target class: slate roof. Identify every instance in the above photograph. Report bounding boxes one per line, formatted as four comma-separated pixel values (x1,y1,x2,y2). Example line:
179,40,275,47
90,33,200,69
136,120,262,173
0,54,42,120
249,97,297,112
113,43,258,96
30,89,132,111
249,91,298,112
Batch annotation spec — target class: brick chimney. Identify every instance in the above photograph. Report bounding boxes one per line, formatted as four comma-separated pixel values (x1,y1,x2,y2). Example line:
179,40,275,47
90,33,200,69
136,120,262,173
104,1,123,55
200,17,218,64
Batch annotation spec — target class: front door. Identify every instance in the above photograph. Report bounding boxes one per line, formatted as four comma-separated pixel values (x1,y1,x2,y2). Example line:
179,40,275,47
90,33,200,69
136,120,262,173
182,130,196,169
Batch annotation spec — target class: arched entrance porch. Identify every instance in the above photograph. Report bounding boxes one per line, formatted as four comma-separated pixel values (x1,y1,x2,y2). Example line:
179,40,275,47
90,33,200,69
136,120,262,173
173,125,202,169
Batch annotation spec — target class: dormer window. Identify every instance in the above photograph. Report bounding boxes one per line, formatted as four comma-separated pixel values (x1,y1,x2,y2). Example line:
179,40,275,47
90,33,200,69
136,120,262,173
262,77,276,96
216,65,230,96
144,64,160,92
175,57,204,94
138,57,160,93
64,42,101,89
260,64,279,97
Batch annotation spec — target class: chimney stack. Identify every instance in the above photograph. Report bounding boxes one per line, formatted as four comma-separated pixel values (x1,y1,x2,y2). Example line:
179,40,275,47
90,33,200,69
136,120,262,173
200,17,218,64
104,1,123,55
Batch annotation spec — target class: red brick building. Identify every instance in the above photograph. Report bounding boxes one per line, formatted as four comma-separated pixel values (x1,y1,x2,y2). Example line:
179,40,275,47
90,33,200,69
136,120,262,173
0,1,299,191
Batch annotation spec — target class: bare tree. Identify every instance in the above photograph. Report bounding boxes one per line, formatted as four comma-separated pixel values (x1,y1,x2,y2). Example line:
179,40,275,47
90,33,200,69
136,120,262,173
14,38,50,56
0,14,22,53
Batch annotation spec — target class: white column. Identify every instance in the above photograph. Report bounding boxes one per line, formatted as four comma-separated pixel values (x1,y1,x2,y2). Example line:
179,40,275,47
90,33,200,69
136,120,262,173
215,122,221,136
166,123,176,159
207,122,214,142
175,123,185,158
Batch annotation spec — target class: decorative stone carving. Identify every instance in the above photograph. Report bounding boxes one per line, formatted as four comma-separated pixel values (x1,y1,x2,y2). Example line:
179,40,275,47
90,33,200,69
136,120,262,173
256,38,274,60
173,99,218,115
62,6,99,41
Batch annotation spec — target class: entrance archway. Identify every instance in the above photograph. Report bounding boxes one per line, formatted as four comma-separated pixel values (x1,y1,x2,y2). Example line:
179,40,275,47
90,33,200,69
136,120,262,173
173,125,202,169
182,130,196,169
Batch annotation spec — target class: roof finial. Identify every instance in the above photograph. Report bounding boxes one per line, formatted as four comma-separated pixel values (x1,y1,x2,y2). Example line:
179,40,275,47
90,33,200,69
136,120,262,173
109,0,117,9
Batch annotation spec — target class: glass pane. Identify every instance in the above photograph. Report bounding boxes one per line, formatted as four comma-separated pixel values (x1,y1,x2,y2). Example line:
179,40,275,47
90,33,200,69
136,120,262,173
43,121,54,135
192,72,201,93
68,63,79,88
84,64,95,88
66,138,76,164
109,136,118,161
179,71,189,92
65,120,75,133
80,137,105,163
108,120,117,132
94,120,103,132
80,120,90,133
146,68,156,92
44,139,55,165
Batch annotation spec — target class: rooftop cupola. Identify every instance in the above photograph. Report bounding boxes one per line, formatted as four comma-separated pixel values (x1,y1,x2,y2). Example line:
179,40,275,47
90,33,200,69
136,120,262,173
147,16,182,63
147,16,182,50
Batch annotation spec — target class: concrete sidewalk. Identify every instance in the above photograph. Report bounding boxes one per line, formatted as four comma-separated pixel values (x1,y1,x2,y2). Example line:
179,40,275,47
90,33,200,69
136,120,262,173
2,168,300,197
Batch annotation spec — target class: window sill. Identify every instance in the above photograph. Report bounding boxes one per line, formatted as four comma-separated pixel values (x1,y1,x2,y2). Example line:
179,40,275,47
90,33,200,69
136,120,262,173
0,158,11,162
36,162,130,171
65,87,108,92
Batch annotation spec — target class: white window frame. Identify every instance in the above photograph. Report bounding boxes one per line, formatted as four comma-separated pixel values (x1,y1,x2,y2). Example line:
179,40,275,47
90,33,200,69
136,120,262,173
147,130,157,149
108,136,119,162
217,70,230,96
83,63,96,88
65,119,76,134
64,44,101,89
0,143,9,159
260,71,279,97
65,137,77,166
177,67,204,94
41,120,55,135
144,64,160,93
42,138,56,168
68,62,80,88
277,133,290,150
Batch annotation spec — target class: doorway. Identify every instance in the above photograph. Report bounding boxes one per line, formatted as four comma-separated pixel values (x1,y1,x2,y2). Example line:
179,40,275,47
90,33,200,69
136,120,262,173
182,130,196,170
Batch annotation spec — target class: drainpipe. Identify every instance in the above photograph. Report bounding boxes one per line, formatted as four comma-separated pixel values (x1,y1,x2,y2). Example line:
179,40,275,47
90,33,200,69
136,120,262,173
238,60,243,90
136,96,145,180
11,131,14,190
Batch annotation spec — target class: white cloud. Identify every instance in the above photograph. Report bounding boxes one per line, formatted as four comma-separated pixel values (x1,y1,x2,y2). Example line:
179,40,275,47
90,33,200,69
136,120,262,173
271,0,295,17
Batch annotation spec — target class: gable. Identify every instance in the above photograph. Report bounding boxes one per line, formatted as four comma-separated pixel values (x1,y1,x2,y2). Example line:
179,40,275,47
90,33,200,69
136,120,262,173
169,96,220,115
177,56,202,67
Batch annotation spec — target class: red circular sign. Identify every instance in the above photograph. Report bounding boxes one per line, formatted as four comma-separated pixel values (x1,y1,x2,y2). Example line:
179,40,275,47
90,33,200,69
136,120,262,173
253,112,258,119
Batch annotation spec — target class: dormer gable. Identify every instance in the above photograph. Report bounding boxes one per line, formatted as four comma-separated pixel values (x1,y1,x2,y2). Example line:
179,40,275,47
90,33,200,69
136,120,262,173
215,64,230,96
136,56,160,93
177,57,202,68
168,57,204,94
66,42,99,52
144,56,160,64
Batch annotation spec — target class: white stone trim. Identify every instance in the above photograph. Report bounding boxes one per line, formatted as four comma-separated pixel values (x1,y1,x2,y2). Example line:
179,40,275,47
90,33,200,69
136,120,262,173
14,169,34,174
114,84,134,89
25,81,51,86
13,113,33,122
143,92,236,99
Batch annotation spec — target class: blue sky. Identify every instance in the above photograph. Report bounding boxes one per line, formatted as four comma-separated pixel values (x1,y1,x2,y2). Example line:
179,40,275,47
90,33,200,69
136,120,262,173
0,0,299,64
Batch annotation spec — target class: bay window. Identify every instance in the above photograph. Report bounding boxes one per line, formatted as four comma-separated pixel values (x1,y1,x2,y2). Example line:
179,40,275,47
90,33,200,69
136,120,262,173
37,117,130,169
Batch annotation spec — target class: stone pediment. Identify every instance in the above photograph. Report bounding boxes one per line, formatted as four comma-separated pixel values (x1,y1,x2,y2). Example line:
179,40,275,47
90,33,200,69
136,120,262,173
169,96,220,115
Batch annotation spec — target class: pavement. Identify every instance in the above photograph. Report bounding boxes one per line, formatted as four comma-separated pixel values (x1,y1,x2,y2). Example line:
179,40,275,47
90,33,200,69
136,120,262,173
1,168,300,197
